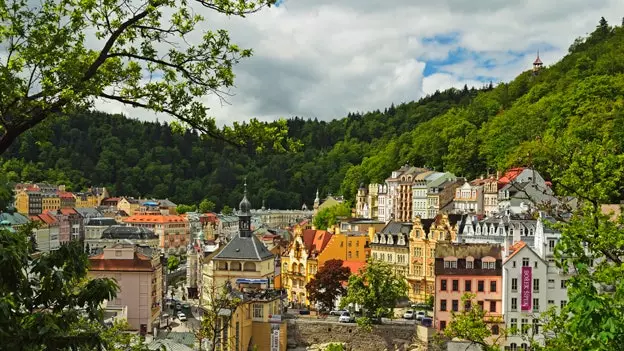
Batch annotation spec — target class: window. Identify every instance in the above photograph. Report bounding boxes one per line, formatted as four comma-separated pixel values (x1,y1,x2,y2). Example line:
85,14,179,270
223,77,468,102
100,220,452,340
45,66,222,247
560,300,567,308
478,280,484,292
415,247,422,257
415,265,423,276
534,261,538,269
465,280,472,292
512,261,516,268
548,300,554,305
489,301,496,312
533,278,539,292
548,279,555,289
561,280,568,289
549,239,556,252
511,278,518,292
510,318,517,334
522,258,529,267
511,298,517,311
348,251,352,259
452,300,459,312
253,304,264,319
464,300,471,311
533,319,540,335
492,325,499,335
533,298,540,312
441,280,447,291
452,280,459,291
478,301,484,310
521,318,528,334
444,260,457,269
483,261,495,269
466,260,474,269
115,250,122,257
440,321,446,330
356,251,359,258
490,281,497,292
440,299,447,311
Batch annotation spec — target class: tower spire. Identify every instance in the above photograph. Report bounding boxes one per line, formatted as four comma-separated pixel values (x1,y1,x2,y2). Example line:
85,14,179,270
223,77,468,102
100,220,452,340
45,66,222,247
533,49,543,73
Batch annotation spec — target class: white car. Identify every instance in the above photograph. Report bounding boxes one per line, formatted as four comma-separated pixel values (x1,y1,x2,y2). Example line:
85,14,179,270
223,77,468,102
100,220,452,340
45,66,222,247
415,311,426,321
403,310,414,319
338,311,355,323
177,312,187,321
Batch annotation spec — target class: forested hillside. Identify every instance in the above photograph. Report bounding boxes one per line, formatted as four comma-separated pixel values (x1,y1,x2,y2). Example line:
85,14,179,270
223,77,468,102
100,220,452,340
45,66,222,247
2,18,623,210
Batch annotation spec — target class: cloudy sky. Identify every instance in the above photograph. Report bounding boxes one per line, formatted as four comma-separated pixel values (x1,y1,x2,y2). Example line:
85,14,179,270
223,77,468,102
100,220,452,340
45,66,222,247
97,0,624,124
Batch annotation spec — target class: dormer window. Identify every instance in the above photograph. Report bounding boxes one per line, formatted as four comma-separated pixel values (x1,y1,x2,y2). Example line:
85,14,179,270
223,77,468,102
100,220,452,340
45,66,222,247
490,226,495,235
397,235,405,246
529,228,534,236
387,235,394,245
476,225,481,235
373,234,379,244
482,256,496,269
466,257,474,269
444,258,458,269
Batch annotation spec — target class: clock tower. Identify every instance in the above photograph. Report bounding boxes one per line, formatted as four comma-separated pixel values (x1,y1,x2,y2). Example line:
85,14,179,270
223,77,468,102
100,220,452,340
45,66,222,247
238,180,253,237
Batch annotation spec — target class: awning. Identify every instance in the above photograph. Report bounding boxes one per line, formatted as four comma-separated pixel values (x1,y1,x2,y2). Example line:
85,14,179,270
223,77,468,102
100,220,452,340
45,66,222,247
236,278,269,284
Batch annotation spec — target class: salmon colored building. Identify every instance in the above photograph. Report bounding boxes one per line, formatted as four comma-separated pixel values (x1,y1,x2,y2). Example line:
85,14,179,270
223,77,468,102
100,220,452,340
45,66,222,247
317,226,371,268
123,214,189,255
434,243,503,336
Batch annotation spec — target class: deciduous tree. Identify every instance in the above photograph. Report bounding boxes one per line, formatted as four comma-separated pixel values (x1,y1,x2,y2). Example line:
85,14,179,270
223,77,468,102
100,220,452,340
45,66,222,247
443,293,505,351
0,225,123,350
312,203,352,230
0,0,299,155
306,259,351,311
176,203,197,214
199,199,216,213
340,259,408,324
221,205,233,215
193,282,243,351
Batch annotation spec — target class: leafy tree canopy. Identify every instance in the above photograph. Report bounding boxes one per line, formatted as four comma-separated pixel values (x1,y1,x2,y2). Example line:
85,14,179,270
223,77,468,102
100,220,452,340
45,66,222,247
199,199,217,213
340,259,408,324
221,205,233,215
176,203,196,214
306,259,351,311
0,0,300,156
0,224,124,350
313,203,352,230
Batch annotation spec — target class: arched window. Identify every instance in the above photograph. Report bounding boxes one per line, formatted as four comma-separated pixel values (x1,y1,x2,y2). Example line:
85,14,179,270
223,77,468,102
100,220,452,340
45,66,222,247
299,263,304,274
491,325,499,335
520,343,528,351
243,262,256,272
230,261,241,271
509,343,517,351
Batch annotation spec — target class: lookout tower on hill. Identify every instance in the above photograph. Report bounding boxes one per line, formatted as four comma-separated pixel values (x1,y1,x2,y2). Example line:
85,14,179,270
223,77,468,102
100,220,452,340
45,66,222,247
533,50,543,74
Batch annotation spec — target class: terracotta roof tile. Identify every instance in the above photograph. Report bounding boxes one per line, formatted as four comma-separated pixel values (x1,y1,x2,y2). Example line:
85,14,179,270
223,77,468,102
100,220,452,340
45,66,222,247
504,241,527,263
88,252,154,272
124,214,187,223
498,167,526,185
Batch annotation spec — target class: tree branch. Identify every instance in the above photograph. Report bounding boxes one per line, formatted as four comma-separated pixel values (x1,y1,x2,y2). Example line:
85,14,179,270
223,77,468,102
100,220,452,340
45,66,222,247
98,92,242,148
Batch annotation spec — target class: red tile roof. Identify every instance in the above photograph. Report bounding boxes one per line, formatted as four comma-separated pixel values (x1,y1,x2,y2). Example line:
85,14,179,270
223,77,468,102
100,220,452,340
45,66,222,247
498,167,526,185
504,241,527,263
342,260,366,275
88,252,155,272
58,192,75,199
32,213,58,225
302,229,333,254
124,215,187,223
60,208,77,215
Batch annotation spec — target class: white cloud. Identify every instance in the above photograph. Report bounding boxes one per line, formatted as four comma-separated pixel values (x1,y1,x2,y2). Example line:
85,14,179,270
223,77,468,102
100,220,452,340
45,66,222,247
96,0,624,124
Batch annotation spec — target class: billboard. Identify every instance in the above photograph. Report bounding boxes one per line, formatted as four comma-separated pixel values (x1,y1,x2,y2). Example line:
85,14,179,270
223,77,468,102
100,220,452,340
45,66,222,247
521,266,532,311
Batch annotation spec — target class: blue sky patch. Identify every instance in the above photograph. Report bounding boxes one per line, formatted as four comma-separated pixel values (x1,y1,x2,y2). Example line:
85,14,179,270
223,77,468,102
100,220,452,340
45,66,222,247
422,32,460,45
275,0,284,7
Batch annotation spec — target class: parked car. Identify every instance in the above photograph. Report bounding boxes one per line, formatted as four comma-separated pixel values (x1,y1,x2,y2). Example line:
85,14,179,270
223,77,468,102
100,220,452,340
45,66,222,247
298,309,310,315
421,317,433,327
415,311,426,321
177,312,187,321
403,310,415,319
330,309,348,316
338,311,355,323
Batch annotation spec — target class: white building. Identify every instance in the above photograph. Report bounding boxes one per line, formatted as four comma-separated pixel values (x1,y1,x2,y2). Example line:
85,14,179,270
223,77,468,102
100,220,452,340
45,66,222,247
501,216,570,350
412,171,445,219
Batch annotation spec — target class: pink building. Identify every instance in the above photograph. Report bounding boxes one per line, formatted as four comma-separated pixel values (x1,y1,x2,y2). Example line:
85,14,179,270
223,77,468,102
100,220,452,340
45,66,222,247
434,243,503,335
88,243,163,333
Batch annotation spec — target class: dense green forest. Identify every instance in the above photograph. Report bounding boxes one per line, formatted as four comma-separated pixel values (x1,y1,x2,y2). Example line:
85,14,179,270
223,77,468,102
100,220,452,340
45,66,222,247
2,18,623,210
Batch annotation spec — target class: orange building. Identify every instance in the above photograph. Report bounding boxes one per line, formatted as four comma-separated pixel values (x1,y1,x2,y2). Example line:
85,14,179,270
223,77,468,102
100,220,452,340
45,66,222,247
123,214,189,255
317,226,371,268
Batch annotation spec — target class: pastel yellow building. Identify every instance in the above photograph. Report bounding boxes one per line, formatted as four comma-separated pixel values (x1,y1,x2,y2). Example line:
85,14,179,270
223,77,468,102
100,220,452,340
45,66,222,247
407,214,462,302
200,186,286,351
318,226,371,267
281,226,332,307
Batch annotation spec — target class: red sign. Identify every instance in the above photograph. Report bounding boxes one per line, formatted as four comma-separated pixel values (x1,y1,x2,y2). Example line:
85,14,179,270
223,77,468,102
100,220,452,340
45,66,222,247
521,267,532,311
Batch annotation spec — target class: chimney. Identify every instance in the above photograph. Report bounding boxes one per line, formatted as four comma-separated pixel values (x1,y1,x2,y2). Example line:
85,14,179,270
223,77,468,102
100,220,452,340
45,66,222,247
496,171,501,180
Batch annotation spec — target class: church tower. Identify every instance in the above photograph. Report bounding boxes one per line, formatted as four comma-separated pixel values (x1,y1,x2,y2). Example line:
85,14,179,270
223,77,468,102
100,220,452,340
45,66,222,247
238,180,252,237
533,50,543,74
313,189,320,216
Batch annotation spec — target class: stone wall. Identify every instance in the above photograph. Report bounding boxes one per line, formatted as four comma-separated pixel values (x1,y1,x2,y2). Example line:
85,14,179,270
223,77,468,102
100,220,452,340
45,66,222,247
287,321,416,351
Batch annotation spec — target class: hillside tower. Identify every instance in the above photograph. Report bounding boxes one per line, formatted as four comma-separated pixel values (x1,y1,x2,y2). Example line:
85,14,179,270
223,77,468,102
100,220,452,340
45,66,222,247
533,50,543,74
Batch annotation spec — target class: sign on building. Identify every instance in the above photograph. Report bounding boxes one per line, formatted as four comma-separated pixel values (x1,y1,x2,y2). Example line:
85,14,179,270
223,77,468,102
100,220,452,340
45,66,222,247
521,266,532,311
270,326,280,351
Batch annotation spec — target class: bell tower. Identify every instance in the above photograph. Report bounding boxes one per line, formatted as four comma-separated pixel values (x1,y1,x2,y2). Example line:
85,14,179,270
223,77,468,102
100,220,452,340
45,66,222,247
238,179,252,238
533,50,543,74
